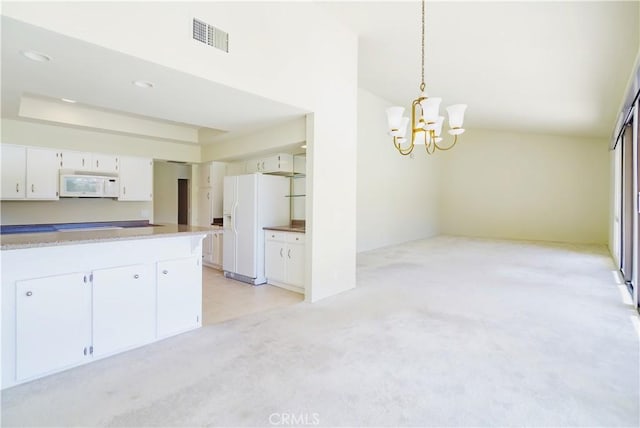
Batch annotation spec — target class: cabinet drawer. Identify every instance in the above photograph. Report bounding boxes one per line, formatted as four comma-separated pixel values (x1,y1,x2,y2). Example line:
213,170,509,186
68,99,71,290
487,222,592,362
286,233,305,244
265,231,287,241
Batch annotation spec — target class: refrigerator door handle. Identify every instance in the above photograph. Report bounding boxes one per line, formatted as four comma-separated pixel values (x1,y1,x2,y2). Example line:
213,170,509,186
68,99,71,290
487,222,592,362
232,202,239,234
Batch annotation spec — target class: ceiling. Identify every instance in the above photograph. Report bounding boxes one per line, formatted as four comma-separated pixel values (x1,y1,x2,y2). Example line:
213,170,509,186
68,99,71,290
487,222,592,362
2,1,639,143
0,16,308,145
321,0,639,138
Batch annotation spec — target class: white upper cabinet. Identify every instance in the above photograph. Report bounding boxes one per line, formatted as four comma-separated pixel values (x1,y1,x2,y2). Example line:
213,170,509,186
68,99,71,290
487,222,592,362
2,145,59,200
198,188,213,226
119,156,153,201
246,153,293,174
198,161,226,221
293,155,306,175
59,151,92,171
92,153,119,174
26,147,59,200
198,161,226,188
1,144,26,200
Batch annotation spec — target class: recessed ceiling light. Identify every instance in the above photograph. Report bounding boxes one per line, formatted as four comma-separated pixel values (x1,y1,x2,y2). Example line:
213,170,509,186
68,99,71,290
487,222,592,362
132,80,154,89
21,50,51,62
301,145,307,149
61,98,77,103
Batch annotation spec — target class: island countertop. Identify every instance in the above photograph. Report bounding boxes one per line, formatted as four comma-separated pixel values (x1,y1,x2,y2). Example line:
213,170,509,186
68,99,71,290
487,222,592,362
0,224,211,250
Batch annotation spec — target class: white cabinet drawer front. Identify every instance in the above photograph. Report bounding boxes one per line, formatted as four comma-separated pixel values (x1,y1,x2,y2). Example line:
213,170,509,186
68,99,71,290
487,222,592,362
265,231,287,242
286,233,305,244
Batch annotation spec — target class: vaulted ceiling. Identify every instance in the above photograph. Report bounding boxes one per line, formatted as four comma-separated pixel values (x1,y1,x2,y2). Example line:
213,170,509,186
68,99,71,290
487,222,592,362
2,1,638,142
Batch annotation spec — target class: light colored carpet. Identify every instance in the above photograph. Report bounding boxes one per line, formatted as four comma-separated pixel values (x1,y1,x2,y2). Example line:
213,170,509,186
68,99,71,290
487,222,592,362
2,236,639,427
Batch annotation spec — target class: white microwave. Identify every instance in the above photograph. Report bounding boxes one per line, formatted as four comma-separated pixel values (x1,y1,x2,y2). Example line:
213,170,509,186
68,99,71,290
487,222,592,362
59,174,120,198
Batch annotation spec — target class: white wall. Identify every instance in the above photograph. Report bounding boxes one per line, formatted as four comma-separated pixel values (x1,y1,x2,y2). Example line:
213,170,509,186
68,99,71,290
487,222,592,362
439,129,609,244
356,88,441,253
153,162,192,225
3,2,359,302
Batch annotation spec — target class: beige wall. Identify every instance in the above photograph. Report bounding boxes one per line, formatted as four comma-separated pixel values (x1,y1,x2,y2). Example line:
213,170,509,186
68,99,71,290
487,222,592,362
439,129,609,244
356,88,441,252
202,117,306,162
153,162,192,225
1,199,150,226
1,119,201,162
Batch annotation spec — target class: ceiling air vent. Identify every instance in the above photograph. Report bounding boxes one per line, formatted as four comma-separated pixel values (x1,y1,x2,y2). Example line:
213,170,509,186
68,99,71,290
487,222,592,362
193,18,229,53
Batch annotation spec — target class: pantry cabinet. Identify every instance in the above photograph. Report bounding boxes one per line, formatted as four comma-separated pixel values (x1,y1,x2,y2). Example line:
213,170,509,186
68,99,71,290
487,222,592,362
1,144,26,199
119,156,153,201
265,231,305,293
157,257,202,338
92,264,156,357
15,272,91,381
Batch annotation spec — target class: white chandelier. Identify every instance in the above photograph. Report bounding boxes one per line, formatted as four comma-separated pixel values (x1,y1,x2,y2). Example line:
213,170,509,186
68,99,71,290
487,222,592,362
386,0,467,155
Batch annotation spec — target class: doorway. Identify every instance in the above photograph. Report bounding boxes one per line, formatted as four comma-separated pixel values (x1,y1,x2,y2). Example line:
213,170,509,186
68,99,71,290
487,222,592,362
178,178,189,225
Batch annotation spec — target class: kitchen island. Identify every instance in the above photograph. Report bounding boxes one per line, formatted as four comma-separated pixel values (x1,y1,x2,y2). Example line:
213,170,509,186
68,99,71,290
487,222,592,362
1,223,209,389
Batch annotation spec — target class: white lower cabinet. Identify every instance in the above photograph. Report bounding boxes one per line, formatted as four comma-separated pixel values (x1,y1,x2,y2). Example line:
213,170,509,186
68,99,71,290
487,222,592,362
12,257,201,384
265,231,305,293
92,264,156,358
202,230,223,269
16,272,91,381
157,257,202,338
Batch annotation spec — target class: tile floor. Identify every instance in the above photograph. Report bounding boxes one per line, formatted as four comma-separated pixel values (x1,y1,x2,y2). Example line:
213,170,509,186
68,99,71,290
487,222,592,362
201,266,304,324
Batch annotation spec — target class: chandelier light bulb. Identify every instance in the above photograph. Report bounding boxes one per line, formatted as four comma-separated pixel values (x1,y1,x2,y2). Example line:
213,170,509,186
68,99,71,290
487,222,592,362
446,104,467,128
386,106,405,132
420,97,442,125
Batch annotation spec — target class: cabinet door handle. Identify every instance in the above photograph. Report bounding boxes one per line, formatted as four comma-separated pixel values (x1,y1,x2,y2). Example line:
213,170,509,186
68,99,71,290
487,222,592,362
16,183,19,193
288,249,291,259
134,274,140,279
207,192,210,200
31,184,34,193
96,160,100,168
280,248,283,258
262,161,265,170
82,158,85,167
162,270,168,275
25,291,33,297
123,186,126,195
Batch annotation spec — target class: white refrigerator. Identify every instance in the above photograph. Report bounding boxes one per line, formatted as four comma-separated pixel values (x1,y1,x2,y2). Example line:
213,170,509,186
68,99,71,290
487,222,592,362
223,173,290,284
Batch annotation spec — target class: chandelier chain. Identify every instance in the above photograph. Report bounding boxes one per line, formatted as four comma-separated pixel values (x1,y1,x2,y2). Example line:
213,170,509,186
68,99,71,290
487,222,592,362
420,0,425,92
